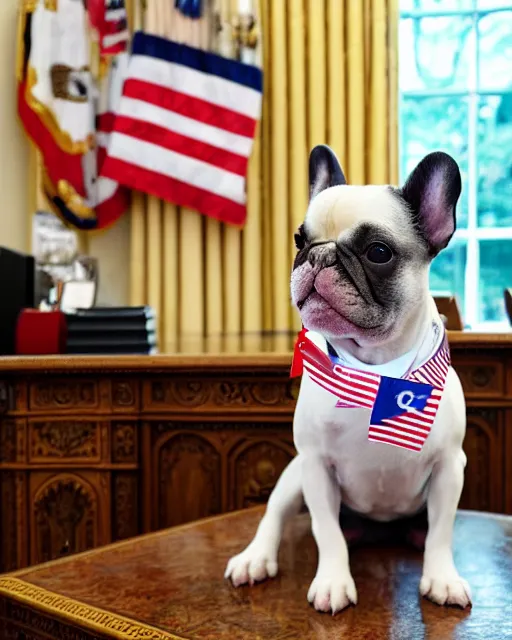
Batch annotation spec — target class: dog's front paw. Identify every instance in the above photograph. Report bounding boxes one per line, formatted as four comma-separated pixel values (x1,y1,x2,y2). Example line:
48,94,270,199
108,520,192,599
224,542,279,587
307,567,357,615
420,573,472,608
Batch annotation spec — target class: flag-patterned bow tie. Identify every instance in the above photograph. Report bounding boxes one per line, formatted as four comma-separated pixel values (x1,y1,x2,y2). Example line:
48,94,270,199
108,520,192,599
291,328,451,453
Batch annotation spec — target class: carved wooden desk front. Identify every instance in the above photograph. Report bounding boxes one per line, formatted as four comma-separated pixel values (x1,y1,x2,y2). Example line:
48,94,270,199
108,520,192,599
0,332,511,572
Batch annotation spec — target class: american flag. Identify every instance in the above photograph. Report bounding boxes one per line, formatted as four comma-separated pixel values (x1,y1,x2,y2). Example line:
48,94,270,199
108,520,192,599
100,32,263,226
87,0,130,57
293,330,450,452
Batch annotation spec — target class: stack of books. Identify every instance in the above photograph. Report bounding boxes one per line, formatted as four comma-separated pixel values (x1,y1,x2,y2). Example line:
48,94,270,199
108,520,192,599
65,306,157,355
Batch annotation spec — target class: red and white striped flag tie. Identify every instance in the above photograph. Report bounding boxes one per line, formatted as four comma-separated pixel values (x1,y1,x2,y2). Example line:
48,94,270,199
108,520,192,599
291,329,451,453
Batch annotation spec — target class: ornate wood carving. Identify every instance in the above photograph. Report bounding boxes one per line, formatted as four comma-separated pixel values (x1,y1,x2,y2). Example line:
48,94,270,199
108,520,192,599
30,381,98,410
29,421,100,462
456,361,504,397
230,440,295,510
1,601,101,640
111,381,138,410
0,472,27,572
112,423,138,463
460,409,504,513
112,473,139,541
148,378,298,411
151,421,293,438
32,476,98,564
0,420,16,463
0,338,510,572
156,434,221,529
0,420,26,463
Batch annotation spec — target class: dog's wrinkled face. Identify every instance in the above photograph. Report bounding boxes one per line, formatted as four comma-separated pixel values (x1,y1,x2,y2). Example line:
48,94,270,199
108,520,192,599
291,146,461,346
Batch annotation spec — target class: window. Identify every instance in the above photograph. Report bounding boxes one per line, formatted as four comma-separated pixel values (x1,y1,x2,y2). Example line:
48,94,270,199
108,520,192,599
399,0,512,329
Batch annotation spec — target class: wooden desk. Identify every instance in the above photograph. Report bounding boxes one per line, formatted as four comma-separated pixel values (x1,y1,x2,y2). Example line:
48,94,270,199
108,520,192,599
0,507,511,639
0,332,512,573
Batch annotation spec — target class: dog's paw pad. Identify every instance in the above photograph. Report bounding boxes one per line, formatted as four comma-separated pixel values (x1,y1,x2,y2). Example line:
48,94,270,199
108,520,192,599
307,572,357,614
420,574,472,608
224,546,278,587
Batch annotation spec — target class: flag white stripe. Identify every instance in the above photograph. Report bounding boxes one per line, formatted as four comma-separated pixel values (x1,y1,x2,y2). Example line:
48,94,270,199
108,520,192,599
118,97,254,157
304,361,378,400
334,373,381,392
107,132,246,203
129,55,263,120
304,367,375,407
103,30,130,48
105,8,126,20
381,418,431,434
333,364,381,385
425,364,444,384
385,412,434,427
370,425,426,442
96,132,110,148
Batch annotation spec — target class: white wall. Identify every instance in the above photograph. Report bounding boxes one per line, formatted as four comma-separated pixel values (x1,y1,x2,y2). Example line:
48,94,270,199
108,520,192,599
0,0,130,306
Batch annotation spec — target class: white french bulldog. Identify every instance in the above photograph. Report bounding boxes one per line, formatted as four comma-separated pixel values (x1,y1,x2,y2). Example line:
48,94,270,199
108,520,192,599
225,145,471,613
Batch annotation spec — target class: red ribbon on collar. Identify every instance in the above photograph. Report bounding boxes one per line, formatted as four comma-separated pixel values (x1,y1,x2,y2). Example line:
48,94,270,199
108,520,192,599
290,327,308,378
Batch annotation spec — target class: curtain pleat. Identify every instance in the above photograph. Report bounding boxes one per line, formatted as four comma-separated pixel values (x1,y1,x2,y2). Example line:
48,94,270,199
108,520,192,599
288,0,307,333
124,0,398,350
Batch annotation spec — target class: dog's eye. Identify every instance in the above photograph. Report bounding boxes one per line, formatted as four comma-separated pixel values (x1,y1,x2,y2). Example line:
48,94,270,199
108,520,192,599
365,242,393,264
294,224,308,250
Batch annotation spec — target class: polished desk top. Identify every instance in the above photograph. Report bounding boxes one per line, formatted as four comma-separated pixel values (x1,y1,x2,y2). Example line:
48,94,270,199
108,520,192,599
0,507,511,639
0,330,511,372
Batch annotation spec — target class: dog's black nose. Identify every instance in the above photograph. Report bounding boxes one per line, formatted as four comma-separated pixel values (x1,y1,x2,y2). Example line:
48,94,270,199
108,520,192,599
307,243,337,269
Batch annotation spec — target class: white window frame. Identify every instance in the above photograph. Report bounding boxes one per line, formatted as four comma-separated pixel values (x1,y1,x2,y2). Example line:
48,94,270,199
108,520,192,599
399,2,512,330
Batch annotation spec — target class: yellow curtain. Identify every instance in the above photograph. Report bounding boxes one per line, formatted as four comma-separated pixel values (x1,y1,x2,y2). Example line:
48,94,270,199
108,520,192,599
128,0,399,351
24,0,398,348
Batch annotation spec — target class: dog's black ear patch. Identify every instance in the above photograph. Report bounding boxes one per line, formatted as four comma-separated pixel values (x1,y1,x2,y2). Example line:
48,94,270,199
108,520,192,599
309,145,346,201
400,151,461,256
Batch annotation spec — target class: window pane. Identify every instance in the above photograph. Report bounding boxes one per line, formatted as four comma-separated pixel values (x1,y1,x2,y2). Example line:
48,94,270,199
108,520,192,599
400,96,469,227
477,94,512,227
479,240,512,322
478,1,512,10
399,17,473,91
478,10,512,91
429,239,467,319
401,0,473,11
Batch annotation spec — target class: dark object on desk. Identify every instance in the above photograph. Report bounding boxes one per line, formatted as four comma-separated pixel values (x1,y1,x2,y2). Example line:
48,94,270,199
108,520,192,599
434,295,464,330
65,306,157,354
0,508,510,639
0,247,35,354
505,289,512,325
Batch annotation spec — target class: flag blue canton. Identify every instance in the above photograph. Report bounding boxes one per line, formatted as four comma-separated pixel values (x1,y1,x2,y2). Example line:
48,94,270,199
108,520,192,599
370,377,434,425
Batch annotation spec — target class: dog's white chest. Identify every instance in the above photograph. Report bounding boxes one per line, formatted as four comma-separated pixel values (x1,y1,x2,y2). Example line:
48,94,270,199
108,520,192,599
328,411,434,519
294,372,458,521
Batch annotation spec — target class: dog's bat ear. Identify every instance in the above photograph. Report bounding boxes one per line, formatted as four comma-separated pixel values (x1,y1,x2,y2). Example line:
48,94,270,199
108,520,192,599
309,145,346,201
401,151,461,256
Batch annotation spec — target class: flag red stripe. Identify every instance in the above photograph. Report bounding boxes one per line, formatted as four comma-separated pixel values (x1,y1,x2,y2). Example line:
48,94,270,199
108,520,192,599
301,350,336,375
101,156,246,225
368,435,421,451
112,115,249,177
122,79,258,139
368,428,426,447
376,422,431,439
304,359,379,399
304,367,375,407
303,361,377,405
97,112,116,134
384,413,435,428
